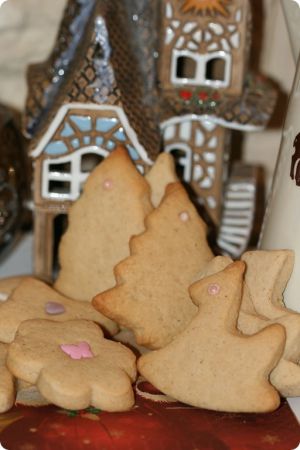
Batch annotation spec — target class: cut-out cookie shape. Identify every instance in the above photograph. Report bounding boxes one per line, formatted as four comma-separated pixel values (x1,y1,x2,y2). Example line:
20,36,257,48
240,250,300,397
94,182,213,349
145,153,178,207
0,277,118,343
138,262,285,413
54,147,153,301
7,319,137,412
0,343,15,413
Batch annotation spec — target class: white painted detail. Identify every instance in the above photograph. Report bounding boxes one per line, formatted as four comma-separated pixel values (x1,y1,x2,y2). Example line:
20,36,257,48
193,30,202,43
166,27,175,45
219,225,250,237
207,43,219,52
230,32,240,49
179,120,192,141
193,164,203,181
30,103,153,165
164,124,176,140
221,38,231,52
203,152,216,163
165,142,192,182
166,2,173,19
183,22,197,33
42,146,109,201
193,153,200,162
175,36,185,49
207,196,217,209
160,114,264,133
201,120,216,132
207,166,215,177
187,41,198,50
208,23,224,35
217,172,256,258
208,136,218,148
200,177,213,188
171,49,232,89
195,129,205,146
235,9,242,22
136,164,145,174
228,25,237,32
171,20,180,28
204,31,212,42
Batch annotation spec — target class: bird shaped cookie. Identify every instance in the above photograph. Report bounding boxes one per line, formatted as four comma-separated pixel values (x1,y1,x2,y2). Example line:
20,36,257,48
138,262,285,413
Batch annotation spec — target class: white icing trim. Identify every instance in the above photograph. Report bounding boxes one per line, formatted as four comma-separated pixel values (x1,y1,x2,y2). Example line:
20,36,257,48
165,142,192,182
30,103,153,165
161,114,265,133
42,146,108,201
171,49,232,89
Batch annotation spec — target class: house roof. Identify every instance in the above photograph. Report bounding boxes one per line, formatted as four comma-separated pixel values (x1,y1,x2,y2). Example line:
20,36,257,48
23,0,161,161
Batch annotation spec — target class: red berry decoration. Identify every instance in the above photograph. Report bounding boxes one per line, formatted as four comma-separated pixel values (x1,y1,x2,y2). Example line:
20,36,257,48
179,90,192,101
198,91,209,101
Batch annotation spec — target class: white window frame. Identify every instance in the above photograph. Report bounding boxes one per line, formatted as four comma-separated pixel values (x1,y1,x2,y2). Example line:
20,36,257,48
171,49,232,89
165,142,192,182
42,146,109,201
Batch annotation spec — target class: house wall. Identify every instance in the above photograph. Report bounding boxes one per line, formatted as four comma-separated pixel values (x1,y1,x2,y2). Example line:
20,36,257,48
0,0,295,193
162,116,227,224
158,0,250,96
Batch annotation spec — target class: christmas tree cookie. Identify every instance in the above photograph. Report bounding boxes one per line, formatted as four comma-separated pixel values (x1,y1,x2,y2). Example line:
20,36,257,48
54,147,153,301
145,152,178,207
93,182,213,349
138,262,285,413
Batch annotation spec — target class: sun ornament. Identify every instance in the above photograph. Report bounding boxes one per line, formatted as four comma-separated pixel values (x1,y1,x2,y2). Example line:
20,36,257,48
181,0,232,16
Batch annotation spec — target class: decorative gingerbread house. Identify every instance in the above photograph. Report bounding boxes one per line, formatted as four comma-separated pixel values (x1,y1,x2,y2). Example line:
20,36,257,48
158,0,276,232
23,0,160,280
23,0,277,278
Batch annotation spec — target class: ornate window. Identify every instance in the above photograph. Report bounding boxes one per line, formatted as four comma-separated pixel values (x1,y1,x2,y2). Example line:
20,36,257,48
42,147,108,201
165,143,192,182
171,50,231,88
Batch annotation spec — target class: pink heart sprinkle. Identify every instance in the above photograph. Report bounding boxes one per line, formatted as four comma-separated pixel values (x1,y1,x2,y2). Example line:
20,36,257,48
45,302,65,315
60,342,94,360
207,283,221,296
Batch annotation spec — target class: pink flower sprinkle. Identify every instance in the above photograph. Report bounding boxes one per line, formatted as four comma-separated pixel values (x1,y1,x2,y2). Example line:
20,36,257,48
179,211,190,222
60,342,94,360
207,283,221,296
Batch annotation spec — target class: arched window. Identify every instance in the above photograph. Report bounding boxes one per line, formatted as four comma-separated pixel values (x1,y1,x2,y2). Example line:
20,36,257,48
176,56,197,80
42,147,109,201
165,143,192,182
205,58,226,82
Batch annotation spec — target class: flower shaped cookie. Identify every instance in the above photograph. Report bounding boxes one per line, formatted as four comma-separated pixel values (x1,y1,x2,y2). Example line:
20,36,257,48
0,277,118,343
7,319,137,411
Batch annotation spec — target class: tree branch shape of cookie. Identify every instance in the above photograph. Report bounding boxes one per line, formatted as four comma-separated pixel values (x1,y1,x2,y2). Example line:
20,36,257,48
55,146,153,301
93,182,213,349
240,250,300,397
7,320,136,412
138,262,285,413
